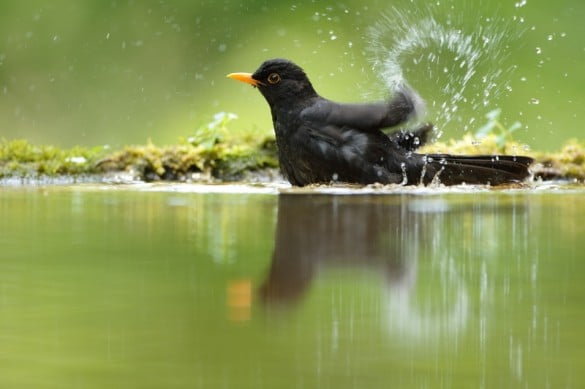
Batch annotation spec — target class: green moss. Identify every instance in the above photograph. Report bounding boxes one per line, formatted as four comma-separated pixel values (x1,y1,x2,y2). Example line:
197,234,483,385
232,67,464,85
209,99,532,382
0,138,106,178
419,133,530,156
531,139,585,181
96,137,278,182
1,112,280,182
1,137,279,182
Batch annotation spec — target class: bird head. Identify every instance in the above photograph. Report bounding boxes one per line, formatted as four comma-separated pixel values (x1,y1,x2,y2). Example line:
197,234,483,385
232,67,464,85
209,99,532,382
227,59,317,107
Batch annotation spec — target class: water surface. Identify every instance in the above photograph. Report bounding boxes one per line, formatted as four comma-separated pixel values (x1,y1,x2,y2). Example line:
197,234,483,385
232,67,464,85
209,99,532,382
0,185,583,388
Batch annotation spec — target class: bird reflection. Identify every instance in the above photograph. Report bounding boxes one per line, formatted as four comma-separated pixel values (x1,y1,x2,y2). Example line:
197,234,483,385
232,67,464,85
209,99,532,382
258,193,534,343
259,193,425,305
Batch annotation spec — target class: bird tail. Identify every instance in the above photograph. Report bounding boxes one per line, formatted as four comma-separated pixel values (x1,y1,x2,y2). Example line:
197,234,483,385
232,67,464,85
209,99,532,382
416,154,534,186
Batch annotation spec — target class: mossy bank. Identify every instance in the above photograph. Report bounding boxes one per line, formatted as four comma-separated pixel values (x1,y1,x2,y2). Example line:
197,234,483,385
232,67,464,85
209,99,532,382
2,135,584,184
1,111,584,184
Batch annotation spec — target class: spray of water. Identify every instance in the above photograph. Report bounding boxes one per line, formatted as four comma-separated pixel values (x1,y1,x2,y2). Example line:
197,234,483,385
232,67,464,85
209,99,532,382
367,4,520,137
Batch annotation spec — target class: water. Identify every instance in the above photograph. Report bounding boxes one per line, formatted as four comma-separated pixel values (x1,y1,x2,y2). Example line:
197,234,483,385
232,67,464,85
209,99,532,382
0,185,584,388
367,4,519,135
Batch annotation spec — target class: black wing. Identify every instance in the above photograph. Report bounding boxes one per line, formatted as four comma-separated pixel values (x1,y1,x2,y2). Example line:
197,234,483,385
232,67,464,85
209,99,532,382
300,84,424,133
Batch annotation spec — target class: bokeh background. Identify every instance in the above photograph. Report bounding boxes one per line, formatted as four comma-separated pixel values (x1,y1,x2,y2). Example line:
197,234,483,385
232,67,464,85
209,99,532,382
0,0,582,151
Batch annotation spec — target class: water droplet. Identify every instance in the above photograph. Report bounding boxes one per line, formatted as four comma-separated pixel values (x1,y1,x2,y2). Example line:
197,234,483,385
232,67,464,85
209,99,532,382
399,162,408,185
515,0,527,8
547,34,553,41
535,47,542,54
530,98,540,105
514,16,525,23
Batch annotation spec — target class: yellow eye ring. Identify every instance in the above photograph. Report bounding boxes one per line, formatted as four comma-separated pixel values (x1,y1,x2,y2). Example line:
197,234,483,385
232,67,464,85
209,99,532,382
267,73,281,84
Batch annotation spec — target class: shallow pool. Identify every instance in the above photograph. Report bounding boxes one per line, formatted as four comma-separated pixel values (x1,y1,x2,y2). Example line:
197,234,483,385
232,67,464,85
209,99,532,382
0,184,583,388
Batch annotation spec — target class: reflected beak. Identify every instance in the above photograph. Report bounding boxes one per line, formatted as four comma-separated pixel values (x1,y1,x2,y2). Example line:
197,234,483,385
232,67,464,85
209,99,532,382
226,72,264,87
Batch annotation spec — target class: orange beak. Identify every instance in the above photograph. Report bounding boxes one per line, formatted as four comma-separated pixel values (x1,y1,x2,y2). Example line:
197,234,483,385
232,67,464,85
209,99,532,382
226,72,265,87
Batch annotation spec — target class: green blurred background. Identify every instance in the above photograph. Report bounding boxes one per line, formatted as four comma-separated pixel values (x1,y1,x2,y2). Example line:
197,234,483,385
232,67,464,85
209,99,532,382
0,0,582,151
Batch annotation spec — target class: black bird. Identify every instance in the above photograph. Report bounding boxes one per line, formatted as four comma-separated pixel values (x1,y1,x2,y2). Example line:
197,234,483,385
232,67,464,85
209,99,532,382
227,58,533,186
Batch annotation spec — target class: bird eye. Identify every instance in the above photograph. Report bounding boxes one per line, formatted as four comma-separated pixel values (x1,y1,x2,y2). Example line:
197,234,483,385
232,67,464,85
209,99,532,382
267,73,281,84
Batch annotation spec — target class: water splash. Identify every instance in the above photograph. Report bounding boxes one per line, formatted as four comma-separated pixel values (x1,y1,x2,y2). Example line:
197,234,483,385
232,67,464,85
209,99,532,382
367,4,520,136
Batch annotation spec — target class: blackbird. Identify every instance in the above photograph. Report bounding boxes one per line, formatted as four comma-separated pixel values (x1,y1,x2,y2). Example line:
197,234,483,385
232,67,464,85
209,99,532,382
227,58,533,186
